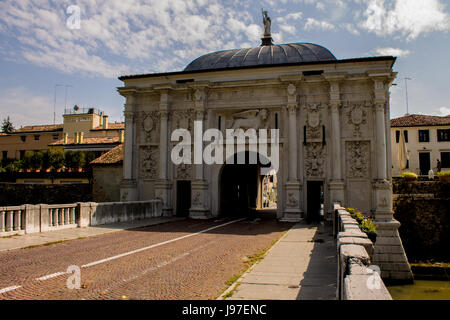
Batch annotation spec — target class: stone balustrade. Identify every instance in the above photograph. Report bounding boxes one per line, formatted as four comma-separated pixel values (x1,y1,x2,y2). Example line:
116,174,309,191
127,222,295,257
334,203,392,300
0,200,162,236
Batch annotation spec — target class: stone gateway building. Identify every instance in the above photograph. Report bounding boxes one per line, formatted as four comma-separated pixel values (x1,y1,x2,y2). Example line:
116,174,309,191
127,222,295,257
118,30,412,281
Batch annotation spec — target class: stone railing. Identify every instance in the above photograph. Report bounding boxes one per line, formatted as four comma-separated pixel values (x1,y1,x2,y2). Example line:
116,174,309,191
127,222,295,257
0,200,162,236
333,203,392,300
0,206,26,236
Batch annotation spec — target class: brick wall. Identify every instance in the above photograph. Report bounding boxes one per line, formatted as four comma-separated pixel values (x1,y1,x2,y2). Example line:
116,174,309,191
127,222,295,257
393,180,450,262
0,183,92,206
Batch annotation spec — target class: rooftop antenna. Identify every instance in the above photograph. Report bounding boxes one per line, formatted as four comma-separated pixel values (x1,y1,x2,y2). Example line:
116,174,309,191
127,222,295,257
64,85,73,110
404,77,412,115
53,84,64,124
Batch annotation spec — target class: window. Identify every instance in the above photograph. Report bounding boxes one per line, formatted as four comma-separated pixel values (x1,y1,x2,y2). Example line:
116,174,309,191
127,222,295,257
218,116,221,131
404,130,408,143
442,152,450,168
2,151,7,159
53,134,59,140
34,135,40,141
406,160,409,169
20,150,25,160
419,130,429,142
395,130,400,143
275,113,279,129
20,136,26,142
437,129,450,142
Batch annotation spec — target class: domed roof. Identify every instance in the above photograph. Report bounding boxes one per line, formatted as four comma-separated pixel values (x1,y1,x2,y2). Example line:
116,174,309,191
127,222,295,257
184,42,337,72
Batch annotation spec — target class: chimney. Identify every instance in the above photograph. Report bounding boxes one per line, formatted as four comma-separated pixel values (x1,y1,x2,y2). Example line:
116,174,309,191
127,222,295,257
103,115,108,129
99,112,103,127
74,132,79,144
119,130,124,143
79,132,84,144
64,133,68,144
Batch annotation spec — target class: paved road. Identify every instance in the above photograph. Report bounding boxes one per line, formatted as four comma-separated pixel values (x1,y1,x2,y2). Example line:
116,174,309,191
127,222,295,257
0,217,293,300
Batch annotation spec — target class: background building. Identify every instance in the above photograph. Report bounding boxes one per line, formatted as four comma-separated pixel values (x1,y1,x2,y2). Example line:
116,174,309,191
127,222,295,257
391,114,450,176
0,108,124,161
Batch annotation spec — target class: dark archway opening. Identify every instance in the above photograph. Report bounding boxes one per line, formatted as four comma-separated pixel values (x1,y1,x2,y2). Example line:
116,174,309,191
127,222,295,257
306,181,324,223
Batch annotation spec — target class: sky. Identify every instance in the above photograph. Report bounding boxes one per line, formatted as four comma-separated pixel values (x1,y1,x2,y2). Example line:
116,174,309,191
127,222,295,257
0,0,449,128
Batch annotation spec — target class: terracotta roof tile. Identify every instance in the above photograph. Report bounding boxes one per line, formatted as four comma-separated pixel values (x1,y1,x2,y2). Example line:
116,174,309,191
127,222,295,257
91,123,124,131
13,124,63,133
390,114,450,127
91,144,123,165
49,136,121,146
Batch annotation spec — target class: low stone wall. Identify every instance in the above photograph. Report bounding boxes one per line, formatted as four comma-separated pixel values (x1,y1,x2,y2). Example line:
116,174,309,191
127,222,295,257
334,204,392,300
0,183,92,206
0,200,162,236
393,180,450,262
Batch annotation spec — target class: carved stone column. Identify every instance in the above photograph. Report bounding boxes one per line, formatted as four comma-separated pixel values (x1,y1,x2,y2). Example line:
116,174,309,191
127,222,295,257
328,80,345,207
281,83,303,222
120,93,137,201
189,88,210,219
154,89,173,216
369,75,413,283
375,103,387,180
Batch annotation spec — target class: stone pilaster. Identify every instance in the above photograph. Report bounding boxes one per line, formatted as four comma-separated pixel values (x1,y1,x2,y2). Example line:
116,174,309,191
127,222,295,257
370,76,413,283
190,88,211,219
120,93,138,201
281,83,302,222
328,79,345,207
155,89,173,216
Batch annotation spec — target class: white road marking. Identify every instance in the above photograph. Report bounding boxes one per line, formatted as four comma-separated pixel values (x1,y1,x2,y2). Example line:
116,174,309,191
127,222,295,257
36,272,66,281
100,240,217,294
0,285,21,294
31,218,245,284
82,218,245,268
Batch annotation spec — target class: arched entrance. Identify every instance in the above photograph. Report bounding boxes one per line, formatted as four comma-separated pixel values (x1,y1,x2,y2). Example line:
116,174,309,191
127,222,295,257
219,152,277,217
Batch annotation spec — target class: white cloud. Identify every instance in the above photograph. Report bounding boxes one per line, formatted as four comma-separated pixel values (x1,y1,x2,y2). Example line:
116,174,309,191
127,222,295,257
438,107,450,116
304,18,336,31
360,0,450,41
0,0,266,78
316,2,325,10
375,47,410,57
0,87,55,127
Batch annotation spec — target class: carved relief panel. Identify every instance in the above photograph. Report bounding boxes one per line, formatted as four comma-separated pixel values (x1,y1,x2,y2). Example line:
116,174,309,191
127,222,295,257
303,103,324,141
140,111,160,144
343,101,370,138
139,146,158,179
304,142,326,177
346,141,370,178
171,109,194,133
176,163,192,180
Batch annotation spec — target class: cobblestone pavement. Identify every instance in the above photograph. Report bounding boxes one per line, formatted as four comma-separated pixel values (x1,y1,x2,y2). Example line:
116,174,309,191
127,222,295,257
0,217,294,300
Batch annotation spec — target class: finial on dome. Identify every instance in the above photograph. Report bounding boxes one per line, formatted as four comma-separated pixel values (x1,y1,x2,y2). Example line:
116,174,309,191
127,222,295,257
261,9,273,46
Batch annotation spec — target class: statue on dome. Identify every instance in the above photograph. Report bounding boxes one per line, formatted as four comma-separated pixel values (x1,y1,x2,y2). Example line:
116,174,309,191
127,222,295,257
262,10,271,37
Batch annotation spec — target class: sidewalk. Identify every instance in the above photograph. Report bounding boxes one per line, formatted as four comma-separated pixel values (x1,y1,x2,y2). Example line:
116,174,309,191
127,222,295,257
220,222,337,300
0,217,184,252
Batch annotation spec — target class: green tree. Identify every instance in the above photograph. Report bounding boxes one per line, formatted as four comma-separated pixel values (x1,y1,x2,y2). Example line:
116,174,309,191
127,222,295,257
65,151,85,169
1,116,14,133
49,149,65,170
29,151,43,170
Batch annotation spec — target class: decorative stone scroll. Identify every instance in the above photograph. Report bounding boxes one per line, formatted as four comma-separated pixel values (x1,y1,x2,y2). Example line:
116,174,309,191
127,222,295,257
304,142,325,177
171,109,194,133
346,141,370,178
176,163,192,180
303,103,323,140
344,102,369,137
141,111,159,143
139,146,158,178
